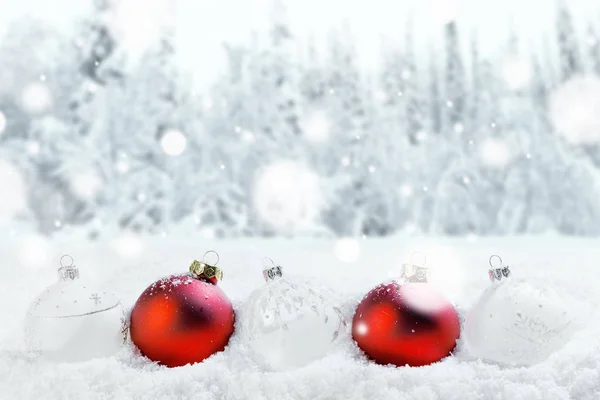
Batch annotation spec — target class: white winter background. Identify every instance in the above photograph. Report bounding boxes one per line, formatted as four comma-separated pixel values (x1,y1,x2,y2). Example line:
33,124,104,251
2,0,600,398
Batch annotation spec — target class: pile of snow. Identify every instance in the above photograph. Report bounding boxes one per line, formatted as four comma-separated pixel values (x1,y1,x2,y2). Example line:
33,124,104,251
0,234,599,399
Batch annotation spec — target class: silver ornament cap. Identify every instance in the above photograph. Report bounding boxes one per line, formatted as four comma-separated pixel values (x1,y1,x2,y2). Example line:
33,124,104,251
487,254,512,283
400,252,430,283
262,257,283,282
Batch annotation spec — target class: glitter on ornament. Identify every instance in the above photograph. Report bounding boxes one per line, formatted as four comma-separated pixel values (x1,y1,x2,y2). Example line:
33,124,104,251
20,82,52,114
478,137,512,168
160,129,187,156
334,238,361,263
0,159,27,223
302,110,331,143
549,75,600,145
253,160,323,234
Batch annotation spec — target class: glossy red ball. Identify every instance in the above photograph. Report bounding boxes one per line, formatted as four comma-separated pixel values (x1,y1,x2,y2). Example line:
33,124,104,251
352,281,460,367
130,274,235,368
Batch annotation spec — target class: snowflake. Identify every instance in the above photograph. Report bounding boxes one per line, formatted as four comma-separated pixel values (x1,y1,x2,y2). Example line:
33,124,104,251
478,137,512,168
550,75,600,145
161,129,187,156
20,82,52,114
301,110,331,143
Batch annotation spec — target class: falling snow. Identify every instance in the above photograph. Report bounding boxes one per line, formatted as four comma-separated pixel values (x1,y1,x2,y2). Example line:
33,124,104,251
20,82,52,114
502,55,532,90
478,137,512,169
160,129,187,156
253,161,323,234
549,75,600,145
301,110,331,143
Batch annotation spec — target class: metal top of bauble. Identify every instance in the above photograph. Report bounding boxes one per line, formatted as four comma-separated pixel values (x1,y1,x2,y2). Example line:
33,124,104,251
488,254,512,283
27,255,121,319
262,257,283,282
189,250,224,283
400,252,430,283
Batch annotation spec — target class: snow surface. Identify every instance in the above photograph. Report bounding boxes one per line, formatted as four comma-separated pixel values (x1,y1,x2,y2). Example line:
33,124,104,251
1,235,599,399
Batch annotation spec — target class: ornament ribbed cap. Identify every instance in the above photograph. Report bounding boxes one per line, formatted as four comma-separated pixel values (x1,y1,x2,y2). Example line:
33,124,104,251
262,257,283,282
488,254,511,282
57,254,79,281
401,252,429,283
189,250,223,283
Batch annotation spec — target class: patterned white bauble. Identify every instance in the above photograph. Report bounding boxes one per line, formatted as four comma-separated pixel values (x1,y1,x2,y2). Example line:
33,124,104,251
464,256,573,366
239,260,345,370
24,255,126,362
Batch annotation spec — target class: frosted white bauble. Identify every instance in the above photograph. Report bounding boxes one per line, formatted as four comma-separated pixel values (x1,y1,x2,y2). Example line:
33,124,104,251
239,263,345,370
465,275,572,366
24,256,126,362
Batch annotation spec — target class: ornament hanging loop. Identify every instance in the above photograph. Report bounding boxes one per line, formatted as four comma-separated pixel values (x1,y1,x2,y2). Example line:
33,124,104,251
489,255,502,269
488,254,511,282
202,250,220,266
262,257,283,282
58,254,79,281
60,254,74,268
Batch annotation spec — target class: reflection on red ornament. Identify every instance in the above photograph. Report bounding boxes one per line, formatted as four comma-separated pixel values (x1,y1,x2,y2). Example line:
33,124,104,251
352,281,460,367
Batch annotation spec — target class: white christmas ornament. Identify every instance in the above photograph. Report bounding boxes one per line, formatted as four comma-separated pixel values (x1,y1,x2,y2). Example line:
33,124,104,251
465,255,573,366
239,259,345,370
24,255,126,362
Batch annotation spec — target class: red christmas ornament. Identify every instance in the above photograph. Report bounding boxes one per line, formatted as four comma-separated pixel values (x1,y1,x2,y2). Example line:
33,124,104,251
352,256,460,367
130,251,235,368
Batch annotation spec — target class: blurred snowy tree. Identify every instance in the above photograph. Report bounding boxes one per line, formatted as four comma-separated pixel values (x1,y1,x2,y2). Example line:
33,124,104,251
556,0,583,81
443,21,466,136
2,0,600,238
